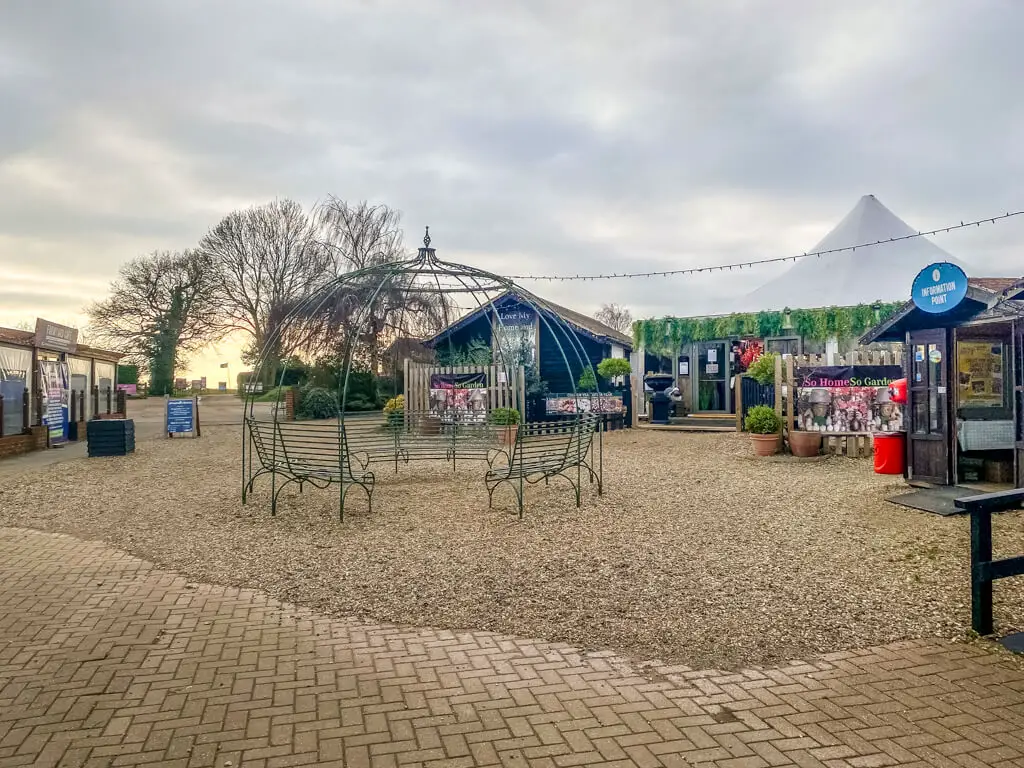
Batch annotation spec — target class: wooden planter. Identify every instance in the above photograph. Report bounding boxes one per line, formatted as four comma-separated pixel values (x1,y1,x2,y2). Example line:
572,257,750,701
751,433,781,457
788,430,822,458
418,415,442,435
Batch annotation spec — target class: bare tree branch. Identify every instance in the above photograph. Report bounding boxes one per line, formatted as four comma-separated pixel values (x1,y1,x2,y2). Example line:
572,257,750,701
594,303,633,335
198,199,332,381
86,250,222,393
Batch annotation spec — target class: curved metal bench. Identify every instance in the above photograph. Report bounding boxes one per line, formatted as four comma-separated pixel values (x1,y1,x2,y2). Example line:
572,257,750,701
243,419,375,521
485,414,601,518
342,411,511,471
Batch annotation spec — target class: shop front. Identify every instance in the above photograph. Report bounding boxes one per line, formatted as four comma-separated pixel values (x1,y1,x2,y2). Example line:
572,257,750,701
0,319,123,458
862,267,1024,487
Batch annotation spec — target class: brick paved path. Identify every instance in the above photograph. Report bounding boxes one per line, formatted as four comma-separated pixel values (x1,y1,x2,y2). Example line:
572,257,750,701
2,528,1023,768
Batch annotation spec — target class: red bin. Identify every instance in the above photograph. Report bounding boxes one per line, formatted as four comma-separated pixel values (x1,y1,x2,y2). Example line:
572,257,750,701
888,378,907,405
873,432,906,475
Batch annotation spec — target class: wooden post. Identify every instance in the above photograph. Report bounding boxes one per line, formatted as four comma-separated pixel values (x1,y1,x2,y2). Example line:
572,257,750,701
971,509,994,635
0,394,5,438
786,355,795,437
734,374,744,431
774,354,783,417
22,388,29,433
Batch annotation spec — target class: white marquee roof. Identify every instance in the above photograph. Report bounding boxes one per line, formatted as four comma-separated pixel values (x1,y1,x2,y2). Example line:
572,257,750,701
739,194,971,312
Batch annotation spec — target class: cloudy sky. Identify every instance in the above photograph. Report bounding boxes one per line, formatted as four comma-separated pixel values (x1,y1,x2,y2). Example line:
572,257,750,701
2,1,1023,379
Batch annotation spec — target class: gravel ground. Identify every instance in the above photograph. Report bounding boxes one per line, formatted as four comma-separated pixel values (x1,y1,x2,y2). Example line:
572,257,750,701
2,425,1022,670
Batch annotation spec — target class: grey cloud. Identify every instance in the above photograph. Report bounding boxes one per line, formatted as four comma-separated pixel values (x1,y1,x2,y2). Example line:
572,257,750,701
1,0,1022,331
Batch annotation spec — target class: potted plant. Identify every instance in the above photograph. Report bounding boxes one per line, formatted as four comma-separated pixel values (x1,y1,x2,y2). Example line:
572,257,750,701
745,352,777,386
744,405,783,456
596,357,632,387
788,428,822,457
489,407,521,445
383,394,404,432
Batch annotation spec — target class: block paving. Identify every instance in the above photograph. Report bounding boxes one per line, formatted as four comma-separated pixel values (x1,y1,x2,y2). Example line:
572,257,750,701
1,527,1023,767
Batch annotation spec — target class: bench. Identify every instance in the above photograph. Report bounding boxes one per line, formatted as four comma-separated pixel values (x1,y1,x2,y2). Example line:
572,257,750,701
485,414,601,518
342,411,511,471
243,419,375,521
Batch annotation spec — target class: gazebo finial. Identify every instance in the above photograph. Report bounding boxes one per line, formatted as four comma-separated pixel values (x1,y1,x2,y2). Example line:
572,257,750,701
423,226,431,249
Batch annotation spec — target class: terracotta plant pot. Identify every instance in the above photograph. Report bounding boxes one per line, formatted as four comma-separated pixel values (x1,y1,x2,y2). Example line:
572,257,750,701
751,433,781,457
500,425,518,445
788,430,822,458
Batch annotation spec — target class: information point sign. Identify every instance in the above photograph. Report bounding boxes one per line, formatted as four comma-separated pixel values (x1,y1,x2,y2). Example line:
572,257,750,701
166,397,201,438
912,262,968,314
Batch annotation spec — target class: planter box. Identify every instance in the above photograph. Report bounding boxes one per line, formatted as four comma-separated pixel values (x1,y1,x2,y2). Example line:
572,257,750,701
87,419,136,457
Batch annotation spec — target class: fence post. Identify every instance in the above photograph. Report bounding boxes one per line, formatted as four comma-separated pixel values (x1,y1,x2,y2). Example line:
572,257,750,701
106,387,113,414
734,374,744,431
91,386,99,418
70,392,77,424
0,394,4,438
116,389,126,415
79,391,85,422
774,355,783,417
22,388,29,433
786,356,795,437
970,509,994,635
35,388,43,426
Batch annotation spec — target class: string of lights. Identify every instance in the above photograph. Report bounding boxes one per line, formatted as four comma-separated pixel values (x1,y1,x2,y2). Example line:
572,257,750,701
504,209,1024,282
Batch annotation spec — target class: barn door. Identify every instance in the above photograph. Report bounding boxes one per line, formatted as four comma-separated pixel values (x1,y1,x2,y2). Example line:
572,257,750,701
907,328,951,484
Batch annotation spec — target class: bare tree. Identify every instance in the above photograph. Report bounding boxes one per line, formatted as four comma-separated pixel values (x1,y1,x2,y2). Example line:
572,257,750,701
87,250,221,395
594,303,633,335
199,199,332,382
297,199,450,371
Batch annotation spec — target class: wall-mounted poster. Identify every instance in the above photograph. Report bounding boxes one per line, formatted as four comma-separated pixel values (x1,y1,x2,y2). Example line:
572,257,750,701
794,366,904,433
429,372,488,422
545,394,623,415
957,341,1004,408
38,360,70,443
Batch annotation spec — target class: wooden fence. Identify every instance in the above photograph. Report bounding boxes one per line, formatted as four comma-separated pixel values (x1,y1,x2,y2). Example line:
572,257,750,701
771,350,903,457
403,361,526,416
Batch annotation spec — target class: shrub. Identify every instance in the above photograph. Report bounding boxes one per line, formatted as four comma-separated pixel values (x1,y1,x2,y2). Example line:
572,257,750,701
489,407,521,425
342,395,376,412
383,395,405,414
597,358,631,381
296,386,339,420
746,353,778,386
745,404,782,434
578,367,598,392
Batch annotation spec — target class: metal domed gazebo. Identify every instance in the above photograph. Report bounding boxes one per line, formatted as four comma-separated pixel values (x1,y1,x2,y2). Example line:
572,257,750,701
241,229,609,520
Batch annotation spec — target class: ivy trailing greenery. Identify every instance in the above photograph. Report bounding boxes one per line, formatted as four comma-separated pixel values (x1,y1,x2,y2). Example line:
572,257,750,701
632,302,903,356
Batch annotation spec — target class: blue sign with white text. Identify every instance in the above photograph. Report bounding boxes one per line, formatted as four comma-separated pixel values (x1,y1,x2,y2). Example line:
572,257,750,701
166,398,195,434
911,262,968,314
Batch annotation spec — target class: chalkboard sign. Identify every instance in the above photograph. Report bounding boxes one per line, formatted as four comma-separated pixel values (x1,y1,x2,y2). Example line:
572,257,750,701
166,397,201,438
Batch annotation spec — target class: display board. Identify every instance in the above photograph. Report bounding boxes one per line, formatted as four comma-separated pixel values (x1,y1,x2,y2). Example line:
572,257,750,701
545,394,623,415
428,372,488,422
37,360,69,443
166,397,201,438
957,341,1004,408
794,365,904,433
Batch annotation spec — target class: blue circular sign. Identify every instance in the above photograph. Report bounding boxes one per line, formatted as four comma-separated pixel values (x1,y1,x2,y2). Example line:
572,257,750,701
911,262,968,314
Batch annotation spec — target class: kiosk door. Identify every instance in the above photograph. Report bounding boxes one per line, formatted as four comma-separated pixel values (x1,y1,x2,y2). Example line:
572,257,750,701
907,328,951,484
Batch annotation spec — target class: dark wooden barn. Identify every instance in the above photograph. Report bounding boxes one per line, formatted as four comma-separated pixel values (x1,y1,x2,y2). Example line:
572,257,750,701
423,292,632,394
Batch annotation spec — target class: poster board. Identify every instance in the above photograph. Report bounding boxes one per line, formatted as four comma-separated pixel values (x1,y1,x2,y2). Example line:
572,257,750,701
166,397,201,438
794,366,903,433
545,394,624,415
957,341,1004,408
428,372,488,422
38,360,69,444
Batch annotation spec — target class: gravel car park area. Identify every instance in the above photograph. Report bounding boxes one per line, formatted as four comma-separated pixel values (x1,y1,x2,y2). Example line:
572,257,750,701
1,424,1021,670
